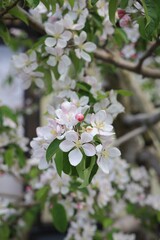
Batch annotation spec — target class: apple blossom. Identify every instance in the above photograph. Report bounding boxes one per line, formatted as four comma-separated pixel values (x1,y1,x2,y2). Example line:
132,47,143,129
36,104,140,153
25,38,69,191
59,130,96,166
46,47,71,74
74,31,96,62
96,144,121,174
90,110,113,136
44,20,72,48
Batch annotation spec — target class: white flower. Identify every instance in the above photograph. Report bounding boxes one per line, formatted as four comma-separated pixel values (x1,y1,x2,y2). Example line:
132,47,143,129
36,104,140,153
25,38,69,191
74,31,96,62
45,20,72,48
70,0,89,25
63,14,84,30
59,131,96,166
96,0,109,17
96,144,121,174
90,110,113,136
55,101,85,129
121,44,136,59
12,51,37,73
46,47,71,74
70,92,89,107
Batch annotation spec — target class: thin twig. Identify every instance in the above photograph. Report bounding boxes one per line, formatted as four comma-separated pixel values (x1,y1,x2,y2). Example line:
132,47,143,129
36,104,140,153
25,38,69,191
136,38,160,71
0,0,20,17
95,49,160,79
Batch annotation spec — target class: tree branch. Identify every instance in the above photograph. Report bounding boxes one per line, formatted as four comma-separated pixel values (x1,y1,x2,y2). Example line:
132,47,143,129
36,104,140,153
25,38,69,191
136,38,160,71
95,49,160,79
115,111,160,146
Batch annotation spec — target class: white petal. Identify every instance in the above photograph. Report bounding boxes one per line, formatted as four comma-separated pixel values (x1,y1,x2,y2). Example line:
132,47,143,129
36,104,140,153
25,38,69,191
45,37,56,47
108,147,121,158
65,131,78,142
38,158,49,170
47,56,57,66
57,39,67,48
69,148,82,166
97,156,113,174
80,96,89,106
74,35,80,45
81,132,93,144
82,143,96,156
45,23,55,35
79,31,87,43
59,140,75,152
81,50,91,62
61,31,72,41
95,110,106,122
54,21,64,34
83,42,96,52
58,55,71,74
96,144,103,153
75,49,81,59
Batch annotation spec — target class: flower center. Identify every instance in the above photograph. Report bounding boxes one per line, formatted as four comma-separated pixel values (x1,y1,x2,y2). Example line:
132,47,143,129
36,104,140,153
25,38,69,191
75,140,82,148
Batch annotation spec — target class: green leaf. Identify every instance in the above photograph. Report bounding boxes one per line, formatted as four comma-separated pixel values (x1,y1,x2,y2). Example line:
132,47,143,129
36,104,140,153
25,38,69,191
62,153,71,175
120,0,129,9
68,0,74,7
4,148,15,167
114,28,128,47
46,139,61,162
116,89,133,96
0,105,17,123
79,156,98,188
0,22,10,45
76,82,91,92
109,0,118,25
54,149,63,177
9,6,28,25
51,203,68,233
36,185,50,201
0,225,10,240
15,145,26,168
26,0,40,8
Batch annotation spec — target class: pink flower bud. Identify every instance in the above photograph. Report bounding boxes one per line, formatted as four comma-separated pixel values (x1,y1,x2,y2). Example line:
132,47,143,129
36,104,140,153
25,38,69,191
119,14,131,28
117,9,126,19
75,113,84,122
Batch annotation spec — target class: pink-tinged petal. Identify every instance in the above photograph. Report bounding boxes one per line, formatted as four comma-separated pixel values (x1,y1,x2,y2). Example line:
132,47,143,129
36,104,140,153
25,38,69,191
83,42,96,52
81,132,93,144
45,37,56,47
47,56,57,66
65,131,78,142
69,148,82,166
108,147,121,158
59,140,75,152
81,50,91,62
82,143,96,156
79,31,87,43
38,157,49,170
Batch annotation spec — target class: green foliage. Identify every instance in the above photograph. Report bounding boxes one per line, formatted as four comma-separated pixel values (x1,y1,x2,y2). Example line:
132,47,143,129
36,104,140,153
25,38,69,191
109,0,118,25
120,0,129,9
0,22,11,45
9,6,28,24
54,149,63,176
46,139,61,162
140,0,160,40
35,185,50,201
0,225,10,240
0,105,17,125
26,0,40,8
51,203,68,233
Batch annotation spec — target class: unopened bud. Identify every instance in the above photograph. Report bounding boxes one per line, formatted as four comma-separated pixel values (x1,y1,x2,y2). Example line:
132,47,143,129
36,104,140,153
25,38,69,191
75,113,84,122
